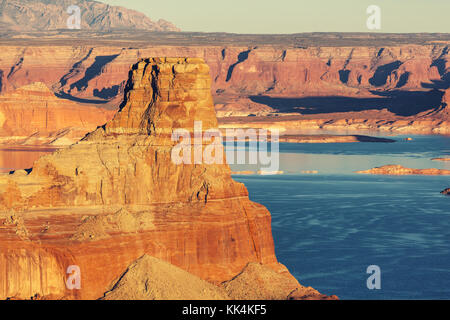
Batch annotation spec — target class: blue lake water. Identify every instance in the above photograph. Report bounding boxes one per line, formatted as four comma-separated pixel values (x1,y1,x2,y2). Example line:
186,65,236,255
1,134,449,299
231,134,450,299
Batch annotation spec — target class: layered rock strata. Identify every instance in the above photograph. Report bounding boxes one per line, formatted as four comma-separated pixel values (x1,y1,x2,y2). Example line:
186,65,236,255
0,58,329,300
0,82,115,145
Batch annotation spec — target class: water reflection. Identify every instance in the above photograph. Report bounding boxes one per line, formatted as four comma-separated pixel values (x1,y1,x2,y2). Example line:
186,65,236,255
228,135,450,174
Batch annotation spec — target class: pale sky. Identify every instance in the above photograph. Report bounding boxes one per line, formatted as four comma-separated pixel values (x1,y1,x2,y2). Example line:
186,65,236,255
98,0,450,34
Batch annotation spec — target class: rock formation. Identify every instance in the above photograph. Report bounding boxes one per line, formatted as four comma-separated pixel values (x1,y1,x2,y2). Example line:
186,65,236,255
356,165,450,175
0,42,448,137
221,262,337,300
0,82,115,145
0,58,330,300
437,89,450,116
0,0,180,32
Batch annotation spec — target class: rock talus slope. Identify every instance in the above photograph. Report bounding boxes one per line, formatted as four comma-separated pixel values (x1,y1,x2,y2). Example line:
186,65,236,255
0,58,327,300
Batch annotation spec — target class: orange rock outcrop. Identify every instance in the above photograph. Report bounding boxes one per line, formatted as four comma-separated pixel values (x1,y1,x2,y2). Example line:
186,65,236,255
356,165,450,175
1,45,446,101
0,82,115,145
0,58,328,300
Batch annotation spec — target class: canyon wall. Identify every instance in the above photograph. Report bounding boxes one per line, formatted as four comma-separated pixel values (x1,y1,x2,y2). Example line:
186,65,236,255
356,165,450,175
1,44,447,102
0,82,115,145
0,43,448,138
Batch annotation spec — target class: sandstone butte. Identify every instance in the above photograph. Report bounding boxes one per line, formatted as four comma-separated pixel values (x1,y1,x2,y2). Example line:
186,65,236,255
0,58,336,300
356,165,450,176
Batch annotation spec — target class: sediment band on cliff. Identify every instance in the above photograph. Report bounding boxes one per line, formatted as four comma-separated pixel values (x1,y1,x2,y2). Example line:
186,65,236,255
0,57,334,300
0,42,449,144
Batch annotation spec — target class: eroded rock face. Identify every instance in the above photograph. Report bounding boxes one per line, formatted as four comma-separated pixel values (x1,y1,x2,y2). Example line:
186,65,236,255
2,45,447,102
0,58,308,300
0,44,448,138
0,82,115,145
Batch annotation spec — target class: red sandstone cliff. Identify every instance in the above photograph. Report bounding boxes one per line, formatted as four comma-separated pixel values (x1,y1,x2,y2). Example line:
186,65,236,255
0,43,448,138
0,82,115,145
2,45,447,102
0,58,330,300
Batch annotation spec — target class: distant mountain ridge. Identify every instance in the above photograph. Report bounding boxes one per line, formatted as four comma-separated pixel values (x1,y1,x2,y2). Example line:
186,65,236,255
0,0,180,32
